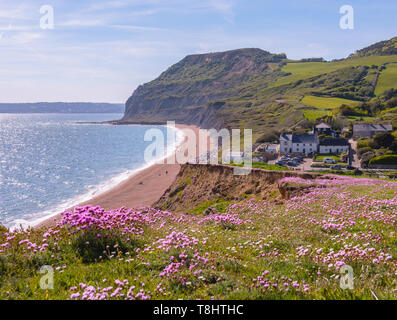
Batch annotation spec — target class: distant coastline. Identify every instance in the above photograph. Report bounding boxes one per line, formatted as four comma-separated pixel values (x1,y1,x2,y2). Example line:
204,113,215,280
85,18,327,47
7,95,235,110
0,102,124,114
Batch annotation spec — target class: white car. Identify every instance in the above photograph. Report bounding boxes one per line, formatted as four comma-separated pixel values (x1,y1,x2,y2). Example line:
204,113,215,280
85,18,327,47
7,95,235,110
323,158,336,164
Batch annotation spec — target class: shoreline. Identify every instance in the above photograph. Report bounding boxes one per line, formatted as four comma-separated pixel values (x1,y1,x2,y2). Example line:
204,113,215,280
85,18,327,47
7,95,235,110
35,123,202,230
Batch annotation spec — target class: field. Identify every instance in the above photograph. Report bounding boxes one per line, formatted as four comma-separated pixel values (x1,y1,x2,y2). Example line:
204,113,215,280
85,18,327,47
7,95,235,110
274,55,397,87
375,63,397,96
0,174,396,300
302,109,331,121
301,96,360,109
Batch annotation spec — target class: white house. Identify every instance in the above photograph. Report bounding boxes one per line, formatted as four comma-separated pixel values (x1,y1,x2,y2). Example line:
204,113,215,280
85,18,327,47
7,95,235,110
280,133,319,154
319,138,350,154
265,144,279,154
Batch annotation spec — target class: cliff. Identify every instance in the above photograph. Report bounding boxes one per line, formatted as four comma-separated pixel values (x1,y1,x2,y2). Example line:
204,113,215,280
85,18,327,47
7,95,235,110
122,48,287,129
154,164,320,212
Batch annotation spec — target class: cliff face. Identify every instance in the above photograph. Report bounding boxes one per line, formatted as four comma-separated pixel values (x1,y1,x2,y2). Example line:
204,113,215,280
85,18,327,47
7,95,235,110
154,164,320,212
122,48,286,128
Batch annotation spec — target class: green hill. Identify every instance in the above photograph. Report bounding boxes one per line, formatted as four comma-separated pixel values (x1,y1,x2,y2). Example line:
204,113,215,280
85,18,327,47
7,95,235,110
122,37,397,142
349,37,397,58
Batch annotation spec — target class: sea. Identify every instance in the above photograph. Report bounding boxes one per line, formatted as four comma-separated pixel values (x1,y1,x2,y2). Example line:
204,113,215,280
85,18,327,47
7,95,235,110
0,113,182,229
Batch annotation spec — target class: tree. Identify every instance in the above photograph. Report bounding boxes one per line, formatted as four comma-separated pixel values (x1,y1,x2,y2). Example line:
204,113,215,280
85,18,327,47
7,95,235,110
372,132,395,149
339,104,356,116
382,88,397,101
391,141,397,153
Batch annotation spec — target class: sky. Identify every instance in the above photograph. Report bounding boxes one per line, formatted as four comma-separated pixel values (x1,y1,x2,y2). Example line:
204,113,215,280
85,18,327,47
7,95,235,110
0,0,396,103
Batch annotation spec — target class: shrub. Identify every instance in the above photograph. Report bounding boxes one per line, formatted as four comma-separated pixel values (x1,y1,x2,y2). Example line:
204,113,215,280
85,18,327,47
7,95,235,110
372,132,395,149
357,139,369,149
0,224,7,235
71,227,141,263
354,169,363,176
369,155,397,165
360,151,376,167
358,147,373,158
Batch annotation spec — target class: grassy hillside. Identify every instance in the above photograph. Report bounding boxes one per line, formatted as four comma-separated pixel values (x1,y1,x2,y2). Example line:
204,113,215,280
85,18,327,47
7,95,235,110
0,171,395,300
301,96,360,109
122,37,397,142
375,63,397,96
349,37,397,58
274,55,397,88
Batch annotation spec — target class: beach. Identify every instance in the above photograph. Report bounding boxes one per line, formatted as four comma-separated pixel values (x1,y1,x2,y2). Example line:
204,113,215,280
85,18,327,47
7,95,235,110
35,124,204,229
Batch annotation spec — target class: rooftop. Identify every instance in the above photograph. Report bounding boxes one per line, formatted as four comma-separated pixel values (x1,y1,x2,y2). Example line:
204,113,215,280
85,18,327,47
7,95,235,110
315,122,331,129
280,133,318,144
353,124,392,131
320,138,349,146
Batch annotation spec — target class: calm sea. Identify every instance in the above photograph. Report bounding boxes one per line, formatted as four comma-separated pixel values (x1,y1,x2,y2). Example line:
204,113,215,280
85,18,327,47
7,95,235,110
0,114,180,229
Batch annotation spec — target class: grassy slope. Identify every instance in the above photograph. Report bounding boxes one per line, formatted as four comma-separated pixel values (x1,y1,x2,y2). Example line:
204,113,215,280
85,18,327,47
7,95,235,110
0,175,395,300
301,96,360,109
301,96,360,120
274,56,397,88
375,63,397,96
216,54,397,139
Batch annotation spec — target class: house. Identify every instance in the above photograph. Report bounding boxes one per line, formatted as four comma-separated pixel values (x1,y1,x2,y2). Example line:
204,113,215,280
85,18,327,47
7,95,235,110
314,122,337,137
319,138,350,155
353,124,392,139
256,143,279,154
230,151,244,163
280,133,319,154
255,143,279,160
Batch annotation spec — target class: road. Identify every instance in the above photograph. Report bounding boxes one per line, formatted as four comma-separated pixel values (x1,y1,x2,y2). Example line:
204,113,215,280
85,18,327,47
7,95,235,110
349,139,361,169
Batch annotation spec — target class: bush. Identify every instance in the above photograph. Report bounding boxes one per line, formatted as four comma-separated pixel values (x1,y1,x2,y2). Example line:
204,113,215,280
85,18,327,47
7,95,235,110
354,169,363,176
358,147,373,158
360,151,376,167
372,133,395,149
357,139,369,149
375,148,392,157
72,227,141,263
0,224,7,235
369,155,397,165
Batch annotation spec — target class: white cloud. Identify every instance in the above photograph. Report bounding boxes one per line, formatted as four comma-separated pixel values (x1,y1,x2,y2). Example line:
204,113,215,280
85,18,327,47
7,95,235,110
59,19,107,27
9,32,43,44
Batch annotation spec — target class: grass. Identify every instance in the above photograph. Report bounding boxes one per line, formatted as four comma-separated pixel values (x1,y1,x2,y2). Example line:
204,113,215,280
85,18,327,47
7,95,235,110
314,155,340,161
229,161,289,171
0,175,396,300
273,55,397,87
301,96,360,109
375,63,397,96
302,109,331,121
187,199,231,215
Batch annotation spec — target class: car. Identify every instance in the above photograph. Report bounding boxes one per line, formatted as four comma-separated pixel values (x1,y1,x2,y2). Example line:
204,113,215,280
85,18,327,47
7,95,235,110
346,165,356,170
287,160,299,167
276,161,286,166
331,165,342,170
323,158,336,164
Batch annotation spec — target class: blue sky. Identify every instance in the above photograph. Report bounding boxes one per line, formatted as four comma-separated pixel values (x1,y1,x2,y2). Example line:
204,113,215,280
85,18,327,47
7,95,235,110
0,0,396,103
